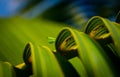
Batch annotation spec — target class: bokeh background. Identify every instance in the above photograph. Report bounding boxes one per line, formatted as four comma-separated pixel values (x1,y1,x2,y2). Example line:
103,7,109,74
0,0,120,65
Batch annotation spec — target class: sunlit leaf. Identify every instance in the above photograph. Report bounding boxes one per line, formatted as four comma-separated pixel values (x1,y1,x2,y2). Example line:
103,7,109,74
84,16,120,58
28,42,64,77
55,27,117,77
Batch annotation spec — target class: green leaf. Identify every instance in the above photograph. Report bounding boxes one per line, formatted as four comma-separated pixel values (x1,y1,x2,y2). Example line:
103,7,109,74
53,52,79,77
73,30,116,77
0,61,16,77
69,57,88,77
55,28,78,59
23,42,32,65
84,16,120,58
55,27,117,77
27,42,64,77
0,17,67,65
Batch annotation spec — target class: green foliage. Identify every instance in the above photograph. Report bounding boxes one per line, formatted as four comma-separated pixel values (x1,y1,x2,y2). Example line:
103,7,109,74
0,15,120,77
